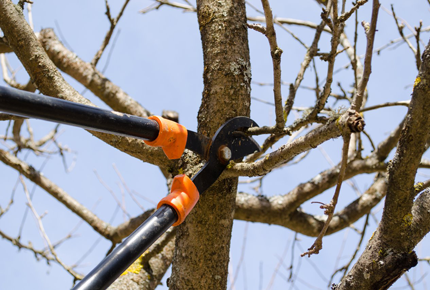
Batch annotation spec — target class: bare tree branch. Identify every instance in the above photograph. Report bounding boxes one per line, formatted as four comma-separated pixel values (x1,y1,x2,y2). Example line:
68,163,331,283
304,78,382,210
338,0,368,22
20,176,83,279
338,37,430,290
227,110,364,177
246,4,333,163
302,132,351,257
0,148,118,241
0,5,171,168
390,5,420,70
351,0,380,110
0,229,54,262
360,100,410,112
140,0,196,14
235,173,387,236
0,54,36,91
38,29,151,118
260,0,284,129
91,0,130,67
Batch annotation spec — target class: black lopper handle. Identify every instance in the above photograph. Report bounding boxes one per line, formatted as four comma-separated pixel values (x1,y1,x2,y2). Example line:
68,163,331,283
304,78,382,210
72,205,177,290
0,86,160,141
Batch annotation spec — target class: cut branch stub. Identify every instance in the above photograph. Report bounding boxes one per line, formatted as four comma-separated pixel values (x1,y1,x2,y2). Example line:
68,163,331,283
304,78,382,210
338,109,365,134
347,110,365,132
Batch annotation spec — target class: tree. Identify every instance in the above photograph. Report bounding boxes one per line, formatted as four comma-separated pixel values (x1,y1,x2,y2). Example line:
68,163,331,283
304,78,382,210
0,0,429,289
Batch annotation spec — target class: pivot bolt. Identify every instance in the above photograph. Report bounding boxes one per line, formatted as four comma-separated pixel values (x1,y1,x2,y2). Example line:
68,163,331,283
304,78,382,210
218,146,232,164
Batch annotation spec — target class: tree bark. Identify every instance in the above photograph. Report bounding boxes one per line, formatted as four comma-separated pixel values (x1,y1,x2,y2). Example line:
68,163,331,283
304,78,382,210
108,229,176,290
168,0,251,288
336,39,430,290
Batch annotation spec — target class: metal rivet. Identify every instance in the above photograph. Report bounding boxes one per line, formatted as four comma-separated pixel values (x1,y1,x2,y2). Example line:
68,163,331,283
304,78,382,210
219,146,231,163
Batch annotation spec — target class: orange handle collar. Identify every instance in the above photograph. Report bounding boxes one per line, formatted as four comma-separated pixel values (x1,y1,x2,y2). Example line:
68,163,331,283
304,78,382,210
144,116,187,159
157,175,199,226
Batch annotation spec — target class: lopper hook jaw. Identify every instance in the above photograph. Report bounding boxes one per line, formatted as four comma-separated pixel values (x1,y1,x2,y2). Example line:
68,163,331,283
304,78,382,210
191,117,260,195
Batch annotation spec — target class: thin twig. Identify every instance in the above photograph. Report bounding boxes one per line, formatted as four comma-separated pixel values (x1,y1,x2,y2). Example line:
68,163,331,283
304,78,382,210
353,6,359,92
318,146,362,196
101,29,121,74
332,229,349,278
415,21,423,70
140,0,196,14
351,0,380,110
0,230,53,262
288,0,343,133
18,155,50,238
312,59,320,99
329,214,370,285
284,3,333,123
361,130,375,152
381,4,422,41
301,133,351,257
260,0,284,129
0,54,36,91
338,0,368,22
91,0,130,67
74,204,119,268
360,100,410,112
27,2,34,30
404,273,416,290
248,23,266,34
12,119,24,153
390,5,420,71
112,164,146,211
238,176,264,184
20,176,82,279
313,0,341,114
247,3,334,162
374,27,430,55
54,20,74,52
297,243,329,282
94,170,131,218
288,233,298,280
275,20,308,49
0,149,117,240
265,239,291,290
0,173,19,217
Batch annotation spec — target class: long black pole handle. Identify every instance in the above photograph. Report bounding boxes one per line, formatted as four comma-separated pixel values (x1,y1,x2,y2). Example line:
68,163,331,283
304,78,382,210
0,86,160,141
72,205,177,290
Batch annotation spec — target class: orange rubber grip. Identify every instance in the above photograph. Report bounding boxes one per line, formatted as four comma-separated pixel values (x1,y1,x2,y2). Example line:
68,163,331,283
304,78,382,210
157,174,199,226
144,116,187,160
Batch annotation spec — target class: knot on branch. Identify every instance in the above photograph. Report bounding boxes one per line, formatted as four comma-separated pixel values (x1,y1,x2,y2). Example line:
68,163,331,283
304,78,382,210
347,110,365,133
320,202,334,215
273,47,283,57
362,21,371,35
337,109,365,134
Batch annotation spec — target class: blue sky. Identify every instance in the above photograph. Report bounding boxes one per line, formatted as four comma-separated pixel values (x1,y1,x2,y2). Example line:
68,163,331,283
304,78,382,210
0,0,429,289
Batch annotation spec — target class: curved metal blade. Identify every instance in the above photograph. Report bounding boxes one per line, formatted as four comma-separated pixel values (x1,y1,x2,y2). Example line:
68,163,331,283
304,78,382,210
186,130,211,159
192,117,260,194
228,131,260,160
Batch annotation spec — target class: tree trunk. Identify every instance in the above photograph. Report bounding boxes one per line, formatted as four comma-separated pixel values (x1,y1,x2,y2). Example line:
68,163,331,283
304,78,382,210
168,0,251,288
